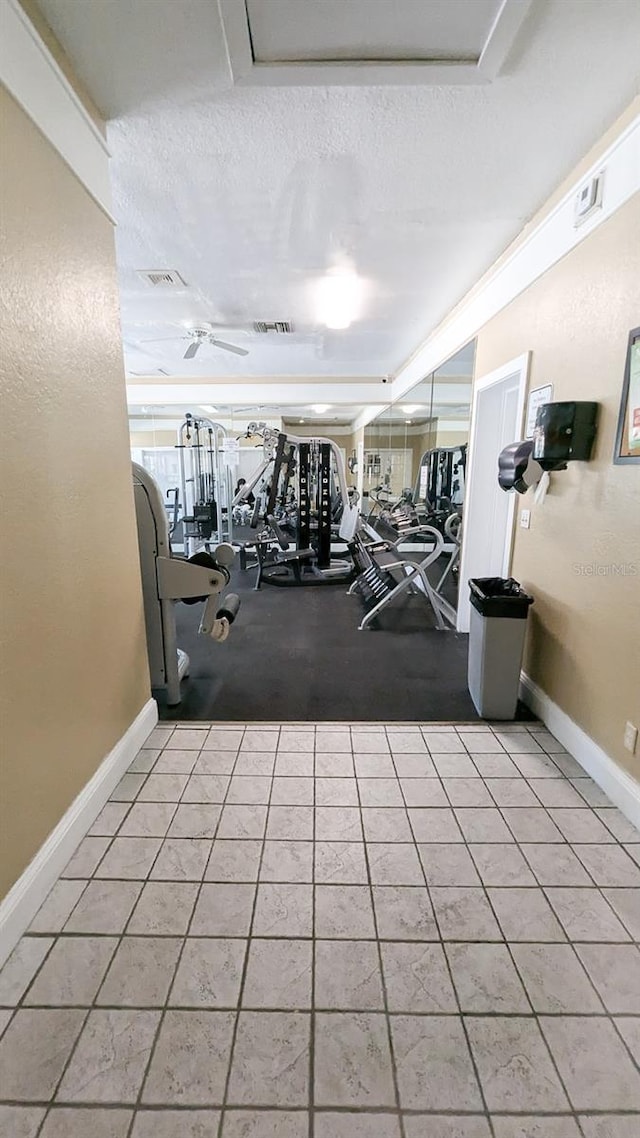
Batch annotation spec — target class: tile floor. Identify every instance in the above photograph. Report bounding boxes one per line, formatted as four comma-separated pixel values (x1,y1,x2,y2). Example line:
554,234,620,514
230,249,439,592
1,721,640,1138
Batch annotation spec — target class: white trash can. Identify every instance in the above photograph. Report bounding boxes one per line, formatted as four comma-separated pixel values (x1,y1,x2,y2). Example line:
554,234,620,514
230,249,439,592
467,577,534,720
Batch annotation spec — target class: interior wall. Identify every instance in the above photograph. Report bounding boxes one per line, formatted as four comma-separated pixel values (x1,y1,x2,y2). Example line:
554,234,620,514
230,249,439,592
474,192,640,778
0,87,150,897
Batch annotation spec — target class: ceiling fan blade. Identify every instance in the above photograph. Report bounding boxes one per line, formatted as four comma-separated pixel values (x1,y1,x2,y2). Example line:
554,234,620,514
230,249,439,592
211,338,249,357
183,341,201,360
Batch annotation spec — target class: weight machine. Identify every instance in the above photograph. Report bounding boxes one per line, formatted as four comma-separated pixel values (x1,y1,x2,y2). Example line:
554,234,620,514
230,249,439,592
133,463,240,705
234,424,359,588
176,413,233,555
414,443,467,528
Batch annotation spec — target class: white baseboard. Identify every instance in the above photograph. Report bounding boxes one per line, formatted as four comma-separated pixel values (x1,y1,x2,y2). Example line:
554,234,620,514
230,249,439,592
520,671,640,830
0,698,158,967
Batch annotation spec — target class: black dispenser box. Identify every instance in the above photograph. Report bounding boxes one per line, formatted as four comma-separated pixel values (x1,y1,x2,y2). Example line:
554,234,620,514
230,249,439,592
532,401,598,469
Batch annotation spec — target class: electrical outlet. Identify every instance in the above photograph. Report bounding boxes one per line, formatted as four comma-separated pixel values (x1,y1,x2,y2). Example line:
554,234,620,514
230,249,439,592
520,509,531,529
624,722,638,754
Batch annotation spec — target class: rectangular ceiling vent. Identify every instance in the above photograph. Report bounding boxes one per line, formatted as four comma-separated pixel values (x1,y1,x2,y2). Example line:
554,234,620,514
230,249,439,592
137,269,187,288
253,320,293,334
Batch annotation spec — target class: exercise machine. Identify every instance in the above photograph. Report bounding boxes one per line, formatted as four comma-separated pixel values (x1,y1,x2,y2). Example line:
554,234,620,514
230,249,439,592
234,425,358,587
347,522,457,631
176,413,233,555
414,443,467,532
133,463,240,705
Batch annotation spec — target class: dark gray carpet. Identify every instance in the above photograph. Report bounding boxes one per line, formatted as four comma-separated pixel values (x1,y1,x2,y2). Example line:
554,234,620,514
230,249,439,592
156,557,492,723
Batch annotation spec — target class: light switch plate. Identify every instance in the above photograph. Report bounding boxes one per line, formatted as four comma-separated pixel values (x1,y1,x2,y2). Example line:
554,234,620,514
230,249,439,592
520,509,531,529
624,722,638,754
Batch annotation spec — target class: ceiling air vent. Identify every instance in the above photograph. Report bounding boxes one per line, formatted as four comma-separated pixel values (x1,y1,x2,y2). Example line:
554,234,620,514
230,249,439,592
137,269,187,288
253,320,293,334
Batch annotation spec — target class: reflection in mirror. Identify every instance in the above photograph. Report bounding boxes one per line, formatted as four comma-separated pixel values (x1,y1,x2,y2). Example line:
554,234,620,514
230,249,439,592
362,340,475,616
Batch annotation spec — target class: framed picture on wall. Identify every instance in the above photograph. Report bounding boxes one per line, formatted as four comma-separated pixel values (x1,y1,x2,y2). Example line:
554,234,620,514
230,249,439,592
614,326,640,464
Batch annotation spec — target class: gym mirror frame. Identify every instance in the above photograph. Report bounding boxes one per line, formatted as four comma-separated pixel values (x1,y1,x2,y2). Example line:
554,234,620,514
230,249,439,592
613,325,640,464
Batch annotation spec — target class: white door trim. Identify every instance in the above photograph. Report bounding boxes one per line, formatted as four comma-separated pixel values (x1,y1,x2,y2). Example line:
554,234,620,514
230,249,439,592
457,351,530,632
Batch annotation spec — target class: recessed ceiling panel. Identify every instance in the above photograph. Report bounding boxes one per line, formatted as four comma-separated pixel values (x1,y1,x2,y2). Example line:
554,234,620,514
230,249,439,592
221,0,535,84
245,0,499,63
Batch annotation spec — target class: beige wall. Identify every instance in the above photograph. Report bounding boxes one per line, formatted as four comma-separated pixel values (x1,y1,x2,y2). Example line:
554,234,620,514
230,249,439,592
0,88,150,896
475,193,640,778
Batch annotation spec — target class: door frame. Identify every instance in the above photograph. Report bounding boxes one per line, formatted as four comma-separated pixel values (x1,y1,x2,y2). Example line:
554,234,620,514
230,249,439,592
457,352,530,632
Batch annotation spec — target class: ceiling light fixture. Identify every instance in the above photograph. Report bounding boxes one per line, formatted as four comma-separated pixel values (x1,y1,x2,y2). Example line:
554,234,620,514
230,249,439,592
311,404,331,414
401,405,419,414
315,266,364,330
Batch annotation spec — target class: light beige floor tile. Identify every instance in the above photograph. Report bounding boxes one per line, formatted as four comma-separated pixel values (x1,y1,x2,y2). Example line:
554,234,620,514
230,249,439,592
132,1110,220,1137
127,881,198,935
266,805,314,840
40,1107,132,1137
315,1012,395,1107
0,1106,46,1138
372,885,438,940
191,884,256,937
0,936,54,1005
25,936,116,1006
181,774,230,803
97,936,181,1007
150,838,211,880
95,837,162,879
545,888,631,941
466,1016,569,1111
142,1010,235,1105
510,943,603,1013
57,1009,159,1103
29,880,87,934
64,881,142,934
243,939,312,1009
315,940,384,1010
252,883,313,937
419,843,481,886
575,943,640,1012
118,802,176,837
227,1011,309,1106
367,842,424,885
314,842,368,885
61,837,111,878
0,1008,84,1101
392,1015,482,1111
136,774,188,802
469,844,536,886
205,839,262,882
382,942,457,1012
446,943,530,1012
315,885,376,939
89,802,131,835
167,803,222,838
540,1016,640,1110
431,887,502,941
170,938,246,1007
260,840,314,883
488,887,566,942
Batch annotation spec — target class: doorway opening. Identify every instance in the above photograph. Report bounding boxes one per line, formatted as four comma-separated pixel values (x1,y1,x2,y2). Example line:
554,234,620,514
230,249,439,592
457,353,530,633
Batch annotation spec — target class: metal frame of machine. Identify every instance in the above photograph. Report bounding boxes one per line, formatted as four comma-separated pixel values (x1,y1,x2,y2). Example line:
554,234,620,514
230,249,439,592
133,463,240,705
176,413,234,556
234,425,359,587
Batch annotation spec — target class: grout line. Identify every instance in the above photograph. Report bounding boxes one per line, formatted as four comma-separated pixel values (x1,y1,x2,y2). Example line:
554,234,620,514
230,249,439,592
354,767,406,1137
217,737,275,1135
125,728,246,1138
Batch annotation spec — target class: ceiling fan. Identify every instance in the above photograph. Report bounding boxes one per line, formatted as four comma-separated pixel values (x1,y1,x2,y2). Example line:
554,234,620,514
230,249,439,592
140,323,249,360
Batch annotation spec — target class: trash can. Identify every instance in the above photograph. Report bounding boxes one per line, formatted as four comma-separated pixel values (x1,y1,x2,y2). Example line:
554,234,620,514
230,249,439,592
467,577,534,719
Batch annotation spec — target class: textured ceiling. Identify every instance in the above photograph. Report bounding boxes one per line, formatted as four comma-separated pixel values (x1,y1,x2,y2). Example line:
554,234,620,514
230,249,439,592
36,0,640,389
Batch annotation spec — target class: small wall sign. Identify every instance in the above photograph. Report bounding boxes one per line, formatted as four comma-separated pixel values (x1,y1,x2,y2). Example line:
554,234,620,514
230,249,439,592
525,384,553,439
